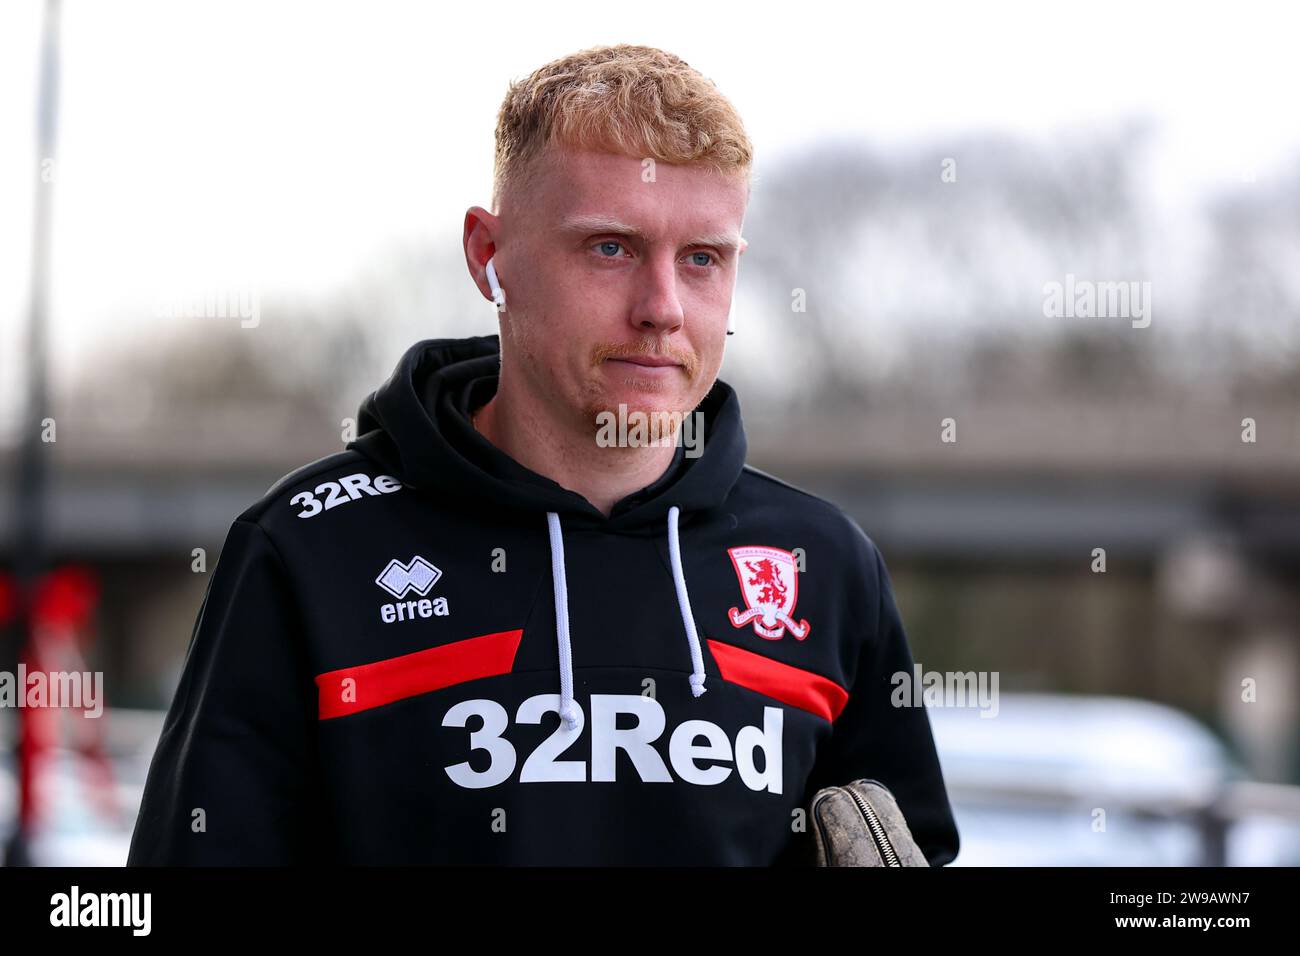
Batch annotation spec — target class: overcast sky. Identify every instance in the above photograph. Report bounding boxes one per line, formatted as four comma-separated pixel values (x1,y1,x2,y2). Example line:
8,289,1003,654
2,0,1298,427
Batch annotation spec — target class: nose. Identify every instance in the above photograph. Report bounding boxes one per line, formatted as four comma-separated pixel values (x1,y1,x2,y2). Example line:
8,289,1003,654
628,254,685,336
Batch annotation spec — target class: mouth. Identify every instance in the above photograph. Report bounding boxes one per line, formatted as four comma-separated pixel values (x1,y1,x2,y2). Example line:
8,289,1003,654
607,355,682,369
604,357,685,381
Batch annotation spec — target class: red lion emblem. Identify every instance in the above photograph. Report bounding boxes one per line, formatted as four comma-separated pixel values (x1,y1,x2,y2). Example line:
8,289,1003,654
727,546,810,641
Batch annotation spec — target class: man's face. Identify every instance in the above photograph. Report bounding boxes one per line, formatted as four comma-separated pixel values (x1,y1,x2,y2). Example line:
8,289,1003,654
497,144,748,435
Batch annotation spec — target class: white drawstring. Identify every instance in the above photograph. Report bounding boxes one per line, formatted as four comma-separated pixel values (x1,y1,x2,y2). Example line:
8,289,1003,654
667,505,708,698
546,512,580,731
545,505,707,732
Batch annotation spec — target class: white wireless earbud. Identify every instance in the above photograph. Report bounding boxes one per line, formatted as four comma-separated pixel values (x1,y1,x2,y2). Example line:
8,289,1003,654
485,256,506,310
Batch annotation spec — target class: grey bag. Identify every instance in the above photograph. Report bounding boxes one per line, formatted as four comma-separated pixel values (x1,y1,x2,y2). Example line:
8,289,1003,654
809,778,930,867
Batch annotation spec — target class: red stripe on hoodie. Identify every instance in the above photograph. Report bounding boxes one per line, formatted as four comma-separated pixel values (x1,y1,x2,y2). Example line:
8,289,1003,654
706,638,849,722
316,629,525,719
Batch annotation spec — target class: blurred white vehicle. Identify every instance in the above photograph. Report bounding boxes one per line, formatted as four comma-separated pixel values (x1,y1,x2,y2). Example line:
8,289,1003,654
928,692,1300,866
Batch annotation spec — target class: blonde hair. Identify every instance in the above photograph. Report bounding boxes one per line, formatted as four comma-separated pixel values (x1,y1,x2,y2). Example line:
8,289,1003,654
492,44,753,213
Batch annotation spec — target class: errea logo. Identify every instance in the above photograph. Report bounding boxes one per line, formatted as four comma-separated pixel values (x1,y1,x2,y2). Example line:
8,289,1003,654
377,556,450,623
377,556,442,597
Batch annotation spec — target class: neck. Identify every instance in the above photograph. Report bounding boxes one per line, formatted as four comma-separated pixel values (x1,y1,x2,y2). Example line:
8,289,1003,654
472,375,678,518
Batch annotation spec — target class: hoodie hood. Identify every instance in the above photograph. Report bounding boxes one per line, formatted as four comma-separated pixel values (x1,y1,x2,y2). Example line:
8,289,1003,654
347,334,748,534
347,334,749,728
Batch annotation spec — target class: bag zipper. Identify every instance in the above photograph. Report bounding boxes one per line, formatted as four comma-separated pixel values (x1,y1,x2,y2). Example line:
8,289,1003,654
840,783,902,867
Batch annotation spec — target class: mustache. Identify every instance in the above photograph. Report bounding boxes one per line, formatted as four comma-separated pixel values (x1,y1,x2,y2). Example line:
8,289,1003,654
591,341,698,376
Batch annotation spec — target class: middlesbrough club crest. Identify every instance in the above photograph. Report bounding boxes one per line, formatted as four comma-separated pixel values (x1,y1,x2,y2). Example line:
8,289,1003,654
727,546,811,641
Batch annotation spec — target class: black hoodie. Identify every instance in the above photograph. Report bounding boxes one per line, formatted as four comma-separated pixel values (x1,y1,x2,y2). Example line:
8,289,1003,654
127,334,959,866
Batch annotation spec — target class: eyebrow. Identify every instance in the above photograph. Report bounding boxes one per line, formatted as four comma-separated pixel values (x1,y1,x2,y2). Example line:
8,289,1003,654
558,214,741,255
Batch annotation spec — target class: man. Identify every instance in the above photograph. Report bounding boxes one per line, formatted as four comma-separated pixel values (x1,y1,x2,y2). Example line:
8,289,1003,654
127,44,959,866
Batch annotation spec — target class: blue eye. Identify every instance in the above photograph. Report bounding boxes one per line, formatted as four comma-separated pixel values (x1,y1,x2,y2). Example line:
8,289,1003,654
590,241,716,268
